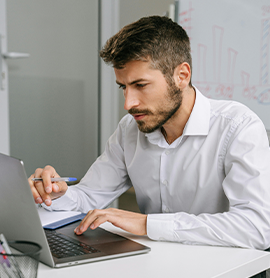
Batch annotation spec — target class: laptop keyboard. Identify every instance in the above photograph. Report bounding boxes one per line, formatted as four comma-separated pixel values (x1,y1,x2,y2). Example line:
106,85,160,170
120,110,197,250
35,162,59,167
45,229,100,258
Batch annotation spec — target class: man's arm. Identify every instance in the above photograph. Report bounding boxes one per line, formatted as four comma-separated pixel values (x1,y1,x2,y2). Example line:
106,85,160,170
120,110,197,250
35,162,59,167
146,115,270,250
29,115,132,212
73,114,270,250
74,208,147,236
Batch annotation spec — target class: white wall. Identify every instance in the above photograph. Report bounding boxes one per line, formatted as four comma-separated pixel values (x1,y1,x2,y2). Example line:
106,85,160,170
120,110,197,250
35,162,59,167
0,0,10,155
6,0,99,178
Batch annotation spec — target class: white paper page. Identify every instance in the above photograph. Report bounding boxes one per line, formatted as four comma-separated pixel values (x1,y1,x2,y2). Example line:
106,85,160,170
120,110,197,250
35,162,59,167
37,206,82,226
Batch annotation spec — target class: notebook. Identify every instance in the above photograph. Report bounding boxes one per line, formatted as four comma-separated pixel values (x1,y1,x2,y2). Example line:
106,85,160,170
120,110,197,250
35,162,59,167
0,153,150,267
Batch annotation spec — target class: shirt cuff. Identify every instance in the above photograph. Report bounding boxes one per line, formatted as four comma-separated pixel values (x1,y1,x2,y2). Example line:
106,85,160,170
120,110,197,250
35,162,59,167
147,213,175,241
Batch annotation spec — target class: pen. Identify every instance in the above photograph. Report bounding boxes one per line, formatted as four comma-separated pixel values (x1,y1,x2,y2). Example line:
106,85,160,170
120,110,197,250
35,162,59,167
32,177,77,182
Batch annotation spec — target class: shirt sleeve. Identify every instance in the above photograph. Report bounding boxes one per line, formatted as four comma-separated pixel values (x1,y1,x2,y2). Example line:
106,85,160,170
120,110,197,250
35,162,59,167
46,116,132,213
147,114,270,250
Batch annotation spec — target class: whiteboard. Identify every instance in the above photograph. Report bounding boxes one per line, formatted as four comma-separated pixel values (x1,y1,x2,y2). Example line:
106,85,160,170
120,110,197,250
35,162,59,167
176,0,270,129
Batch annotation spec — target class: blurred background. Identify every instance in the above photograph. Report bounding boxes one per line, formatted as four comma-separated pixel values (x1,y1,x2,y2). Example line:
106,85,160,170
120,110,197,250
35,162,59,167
1,0,269,212
0,0,172,212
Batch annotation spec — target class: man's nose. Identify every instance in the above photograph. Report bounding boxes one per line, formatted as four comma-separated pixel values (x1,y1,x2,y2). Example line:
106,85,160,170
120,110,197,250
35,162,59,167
124,88,140,111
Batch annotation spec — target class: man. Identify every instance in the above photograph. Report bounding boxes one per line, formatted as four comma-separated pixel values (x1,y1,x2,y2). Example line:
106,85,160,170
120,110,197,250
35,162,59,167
29,16,270,250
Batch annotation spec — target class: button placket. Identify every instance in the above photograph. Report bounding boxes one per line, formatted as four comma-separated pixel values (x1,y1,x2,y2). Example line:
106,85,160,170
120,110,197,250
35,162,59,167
160,149,172,213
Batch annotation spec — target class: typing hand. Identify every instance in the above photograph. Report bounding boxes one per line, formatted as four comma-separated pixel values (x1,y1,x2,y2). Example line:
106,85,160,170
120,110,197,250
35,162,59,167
74,208,147,236
28,165,68,206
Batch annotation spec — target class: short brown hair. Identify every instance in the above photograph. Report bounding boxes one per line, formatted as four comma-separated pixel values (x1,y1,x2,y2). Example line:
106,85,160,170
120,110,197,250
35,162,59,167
100,16,192,85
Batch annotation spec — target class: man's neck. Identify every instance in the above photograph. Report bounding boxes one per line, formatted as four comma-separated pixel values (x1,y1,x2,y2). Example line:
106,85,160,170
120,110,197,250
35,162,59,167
162,86,196,144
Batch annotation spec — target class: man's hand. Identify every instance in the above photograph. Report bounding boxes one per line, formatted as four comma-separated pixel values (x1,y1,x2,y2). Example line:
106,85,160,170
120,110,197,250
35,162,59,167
28,165,68,206
74,208,147,236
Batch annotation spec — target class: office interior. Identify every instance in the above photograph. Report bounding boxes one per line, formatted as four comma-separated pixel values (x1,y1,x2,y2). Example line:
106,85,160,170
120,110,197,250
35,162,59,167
1,0,270,213
0,0,173,212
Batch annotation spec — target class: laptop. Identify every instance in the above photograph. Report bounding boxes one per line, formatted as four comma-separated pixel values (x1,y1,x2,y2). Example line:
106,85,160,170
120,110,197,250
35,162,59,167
0,153,150,267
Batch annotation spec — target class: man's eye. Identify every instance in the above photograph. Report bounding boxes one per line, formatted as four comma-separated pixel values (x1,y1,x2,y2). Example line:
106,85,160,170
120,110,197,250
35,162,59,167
118,84,126,90
136,83,147,88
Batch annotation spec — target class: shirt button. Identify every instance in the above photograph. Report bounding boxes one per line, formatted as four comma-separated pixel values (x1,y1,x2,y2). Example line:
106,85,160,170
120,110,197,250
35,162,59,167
164,207,170,213
165,150,170,155
162,180,168,186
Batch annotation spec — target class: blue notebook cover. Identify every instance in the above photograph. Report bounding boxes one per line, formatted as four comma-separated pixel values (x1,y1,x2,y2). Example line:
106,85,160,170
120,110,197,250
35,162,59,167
43,213,87,230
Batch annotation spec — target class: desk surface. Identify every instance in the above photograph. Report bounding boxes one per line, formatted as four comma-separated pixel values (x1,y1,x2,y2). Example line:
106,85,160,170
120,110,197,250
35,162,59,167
38,223,270,278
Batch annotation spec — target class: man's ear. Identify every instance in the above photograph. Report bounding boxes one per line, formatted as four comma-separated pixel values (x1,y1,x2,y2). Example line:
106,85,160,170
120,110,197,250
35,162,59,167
173,62,191,89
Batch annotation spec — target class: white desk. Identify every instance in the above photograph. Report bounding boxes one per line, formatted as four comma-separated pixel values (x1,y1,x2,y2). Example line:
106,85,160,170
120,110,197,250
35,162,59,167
38,223,270,278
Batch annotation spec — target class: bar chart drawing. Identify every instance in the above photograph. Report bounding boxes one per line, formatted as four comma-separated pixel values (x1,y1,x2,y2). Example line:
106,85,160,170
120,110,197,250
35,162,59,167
177,0,270,129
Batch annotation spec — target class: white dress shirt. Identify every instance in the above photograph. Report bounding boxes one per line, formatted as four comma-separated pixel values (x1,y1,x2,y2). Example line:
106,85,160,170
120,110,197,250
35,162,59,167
48,88,270,250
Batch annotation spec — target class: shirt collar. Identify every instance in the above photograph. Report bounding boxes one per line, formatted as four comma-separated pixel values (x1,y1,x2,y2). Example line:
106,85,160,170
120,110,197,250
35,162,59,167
183,87,210,136
145,87,210,147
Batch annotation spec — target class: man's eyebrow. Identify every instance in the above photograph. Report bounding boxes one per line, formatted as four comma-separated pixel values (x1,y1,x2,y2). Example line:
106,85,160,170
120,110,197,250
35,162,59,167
116,80,124,86
116,79,148,86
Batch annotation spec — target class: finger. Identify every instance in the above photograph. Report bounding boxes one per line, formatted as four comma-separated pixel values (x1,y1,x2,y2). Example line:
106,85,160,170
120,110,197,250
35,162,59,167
89,214,108,230
31,167,55,206
41,166,58,194
74,210,94,234
52,182,60,193
29,168,50,204
28,174,43,204
34,180,52,206
74,210,101,235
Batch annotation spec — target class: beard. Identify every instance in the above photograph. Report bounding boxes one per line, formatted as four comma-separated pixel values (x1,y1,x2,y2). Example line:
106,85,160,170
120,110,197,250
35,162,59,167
128,83,182,133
